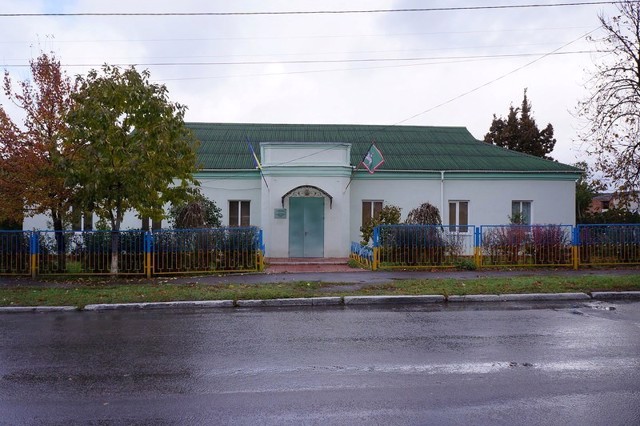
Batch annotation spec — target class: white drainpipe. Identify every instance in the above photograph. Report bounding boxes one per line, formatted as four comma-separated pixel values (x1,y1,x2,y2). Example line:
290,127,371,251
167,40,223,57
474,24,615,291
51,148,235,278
440,171,445,221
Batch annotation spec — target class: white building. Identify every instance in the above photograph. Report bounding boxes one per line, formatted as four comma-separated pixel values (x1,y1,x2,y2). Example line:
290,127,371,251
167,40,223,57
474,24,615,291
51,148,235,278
24,123,582,258
191,123,580,258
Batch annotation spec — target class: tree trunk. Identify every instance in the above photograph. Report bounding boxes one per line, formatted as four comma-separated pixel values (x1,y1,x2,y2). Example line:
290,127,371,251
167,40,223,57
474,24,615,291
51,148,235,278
110,216,121,275
110,229,119,275
52,213,66,271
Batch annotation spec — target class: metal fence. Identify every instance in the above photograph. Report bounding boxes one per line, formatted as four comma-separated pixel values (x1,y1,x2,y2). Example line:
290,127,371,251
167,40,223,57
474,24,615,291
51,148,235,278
0,231,31,275
350,241,373,268
153,227,263,274
577,224,640,266
356,223,640,270
480,225,573,267
0,227,264,277
36,230,147,275
373,225,476,269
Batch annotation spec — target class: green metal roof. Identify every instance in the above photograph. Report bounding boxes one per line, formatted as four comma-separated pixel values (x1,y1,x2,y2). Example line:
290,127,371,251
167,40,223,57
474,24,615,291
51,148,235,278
187,122,580,173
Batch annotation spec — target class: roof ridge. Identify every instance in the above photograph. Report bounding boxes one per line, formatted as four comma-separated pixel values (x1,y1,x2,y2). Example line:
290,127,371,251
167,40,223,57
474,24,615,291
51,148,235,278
186,122,581,173
184,121,469,130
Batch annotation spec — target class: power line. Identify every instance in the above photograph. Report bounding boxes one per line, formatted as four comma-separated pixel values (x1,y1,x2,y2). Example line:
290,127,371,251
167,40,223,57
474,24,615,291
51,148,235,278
392,27,602,126
155,57,499,82
0,50,595,69
0,26,594,44
0,2,631,17
275,26,603,158
208,26,602,173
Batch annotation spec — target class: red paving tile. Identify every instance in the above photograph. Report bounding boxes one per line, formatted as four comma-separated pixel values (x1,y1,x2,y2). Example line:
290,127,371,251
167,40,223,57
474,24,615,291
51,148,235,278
265,257,361,273
265,264,361,274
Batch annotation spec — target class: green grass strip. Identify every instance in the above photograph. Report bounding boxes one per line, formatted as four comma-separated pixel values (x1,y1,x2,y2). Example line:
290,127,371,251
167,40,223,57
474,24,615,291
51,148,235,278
1,275,640,308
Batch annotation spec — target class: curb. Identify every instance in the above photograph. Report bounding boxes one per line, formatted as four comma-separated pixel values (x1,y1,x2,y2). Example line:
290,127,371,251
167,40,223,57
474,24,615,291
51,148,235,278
448,292,591,302
0,306,77,313
591,291,640,300
1,292,637,312
236,297,342,307
83,300,234,311
344,295,445,305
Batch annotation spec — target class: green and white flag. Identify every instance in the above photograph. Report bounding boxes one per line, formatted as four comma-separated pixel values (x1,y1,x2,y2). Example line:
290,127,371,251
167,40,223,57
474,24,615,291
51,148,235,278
361,143,384,174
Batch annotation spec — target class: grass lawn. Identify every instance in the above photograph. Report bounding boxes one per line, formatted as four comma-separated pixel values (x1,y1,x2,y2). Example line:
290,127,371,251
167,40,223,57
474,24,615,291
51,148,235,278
1,274,640,308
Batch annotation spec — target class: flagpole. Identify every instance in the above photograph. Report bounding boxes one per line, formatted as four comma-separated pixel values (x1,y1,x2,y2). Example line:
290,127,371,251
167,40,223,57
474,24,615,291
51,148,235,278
343,165,356,193
344,141,379,193
247,137,270,190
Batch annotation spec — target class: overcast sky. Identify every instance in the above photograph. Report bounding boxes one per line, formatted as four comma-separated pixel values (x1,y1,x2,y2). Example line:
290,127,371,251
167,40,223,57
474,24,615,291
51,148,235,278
0,0,620,166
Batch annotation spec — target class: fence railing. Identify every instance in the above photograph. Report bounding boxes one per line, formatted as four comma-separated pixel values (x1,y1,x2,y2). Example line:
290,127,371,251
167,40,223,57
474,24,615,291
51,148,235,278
35,230,147,275
0,231,31,275
480,225,573,268
577,224,640,266
0,227,264,277
357,223,640,270
153,227,263,274
372,225,476,269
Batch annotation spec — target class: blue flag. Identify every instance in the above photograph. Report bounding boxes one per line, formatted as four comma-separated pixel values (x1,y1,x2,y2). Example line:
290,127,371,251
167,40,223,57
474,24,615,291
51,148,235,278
247,139,262,170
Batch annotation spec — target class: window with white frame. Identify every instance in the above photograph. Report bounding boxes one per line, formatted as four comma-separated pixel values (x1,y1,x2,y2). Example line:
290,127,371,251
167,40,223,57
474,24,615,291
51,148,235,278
511,201,532,225
229,200,250,227
362,200,383,226
448,201,469,232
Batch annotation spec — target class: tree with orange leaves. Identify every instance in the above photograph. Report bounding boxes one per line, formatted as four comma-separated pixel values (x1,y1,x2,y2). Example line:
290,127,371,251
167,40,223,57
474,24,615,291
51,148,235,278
0,52,77,235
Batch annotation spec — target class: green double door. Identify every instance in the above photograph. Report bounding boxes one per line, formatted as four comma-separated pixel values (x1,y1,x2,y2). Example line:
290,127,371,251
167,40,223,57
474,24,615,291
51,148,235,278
289,197,324,257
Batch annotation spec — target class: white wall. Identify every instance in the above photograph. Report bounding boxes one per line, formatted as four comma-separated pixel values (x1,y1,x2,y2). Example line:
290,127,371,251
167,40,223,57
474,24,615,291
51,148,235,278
23,210,157,231
198,177,262,227
349,177,441,243
444,178,576,226
349,175,577,244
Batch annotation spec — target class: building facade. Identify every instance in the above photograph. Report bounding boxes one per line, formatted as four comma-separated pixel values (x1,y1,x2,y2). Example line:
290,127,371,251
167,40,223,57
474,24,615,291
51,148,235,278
23,123,582,258
191,123,581,258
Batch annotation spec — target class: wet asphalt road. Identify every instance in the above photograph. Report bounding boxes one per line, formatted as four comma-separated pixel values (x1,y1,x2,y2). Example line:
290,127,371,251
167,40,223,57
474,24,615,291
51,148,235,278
1,301,639,425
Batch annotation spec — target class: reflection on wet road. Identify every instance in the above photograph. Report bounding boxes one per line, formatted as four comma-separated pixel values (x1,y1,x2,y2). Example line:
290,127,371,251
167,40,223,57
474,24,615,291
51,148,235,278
1,301,639,425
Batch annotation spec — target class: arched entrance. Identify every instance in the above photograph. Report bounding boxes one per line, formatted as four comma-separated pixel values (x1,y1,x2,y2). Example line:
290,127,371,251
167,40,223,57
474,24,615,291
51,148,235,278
283,186,332,257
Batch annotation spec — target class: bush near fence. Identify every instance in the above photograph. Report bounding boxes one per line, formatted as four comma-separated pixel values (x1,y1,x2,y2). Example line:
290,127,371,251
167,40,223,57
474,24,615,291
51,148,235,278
0,227,263,276
153,227,261,273
352,223,638,270
481,225,572,267
373,225,474,268
36,231,146,275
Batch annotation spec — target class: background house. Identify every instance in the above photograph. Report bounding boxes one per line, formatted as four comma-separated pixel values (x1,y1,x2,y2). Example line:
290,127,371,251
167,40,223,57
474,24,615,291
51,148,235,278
589,192,640,214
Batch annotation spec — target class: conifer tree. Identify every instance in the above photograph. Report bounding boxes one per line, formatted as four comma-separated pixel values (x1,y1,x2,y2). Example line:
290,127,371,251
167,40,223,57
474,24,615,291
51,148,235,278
484,89,556,159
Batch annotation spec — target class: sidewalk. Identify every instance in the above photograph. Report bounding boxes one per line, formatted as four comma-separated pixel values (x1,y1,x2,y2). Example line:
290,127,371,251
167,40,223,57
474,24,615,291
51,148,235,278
1,265,639,289
170,266,640,287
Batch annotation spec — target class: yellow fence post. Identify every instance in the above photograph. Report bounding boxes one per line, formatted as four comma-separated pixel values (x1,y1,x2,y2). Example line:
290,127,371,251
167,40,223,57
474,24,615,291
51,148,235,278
257,251,264,271
372,247,379,271
29,232,38,278
145,232,152,278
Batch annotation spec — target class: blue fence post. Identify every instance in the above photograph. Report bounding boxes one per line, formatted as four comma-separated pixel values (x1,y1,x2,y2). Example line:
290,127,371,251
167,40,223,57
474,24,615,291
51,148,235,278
258,229,265,271
474,226,482,269
372,226,380,270
144,231,153,278
29,231,39,278
572,226,580,270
